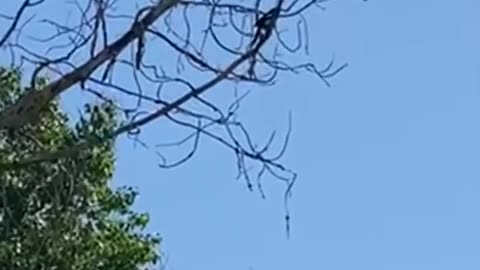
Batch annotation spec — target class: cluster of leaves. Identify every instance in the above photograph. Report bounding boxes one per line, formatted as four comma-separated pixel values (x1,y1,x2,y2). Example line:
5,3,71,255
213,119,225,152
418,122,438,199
0,67,160,269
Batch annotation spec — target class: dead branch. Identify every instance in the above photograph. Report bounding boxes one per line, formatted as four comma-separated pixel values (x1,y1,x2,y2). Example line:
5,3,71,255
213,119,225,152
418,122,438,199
0,0,348,235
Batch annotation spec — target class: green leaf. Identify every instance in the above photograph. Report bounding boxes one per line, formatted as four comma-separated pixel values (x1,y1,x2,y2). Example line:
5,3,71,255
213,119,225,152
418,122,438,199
0,67,160,270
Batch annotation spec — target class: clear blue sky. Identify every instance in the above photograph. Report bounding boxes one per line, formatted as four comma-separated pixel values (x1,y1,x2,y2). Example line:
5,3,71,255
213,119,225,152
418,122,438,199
3,0,480,269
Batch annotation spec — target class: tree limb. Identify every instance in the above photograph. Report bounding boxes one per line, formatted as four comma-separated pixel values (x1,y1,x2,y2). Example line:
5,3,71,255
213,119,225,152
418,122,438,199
0,0,181,130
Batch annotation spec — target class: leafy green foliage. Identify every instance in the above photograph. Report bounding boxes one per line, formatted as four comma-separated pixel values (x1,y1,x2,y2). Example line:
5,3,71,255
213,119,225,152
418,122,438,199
0,67,160,269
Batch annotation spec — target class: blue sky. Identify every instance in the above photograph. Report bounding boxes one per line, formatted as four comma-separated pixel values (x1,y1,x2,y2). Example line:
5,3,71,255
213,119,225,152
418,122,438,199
2,0,480,269
115,1,480,269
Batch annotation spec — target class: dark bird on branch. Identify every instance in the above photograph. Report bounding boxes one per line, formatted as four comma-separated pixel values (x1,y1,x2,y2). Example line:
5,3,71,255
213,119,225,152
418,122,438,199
250,7,281,49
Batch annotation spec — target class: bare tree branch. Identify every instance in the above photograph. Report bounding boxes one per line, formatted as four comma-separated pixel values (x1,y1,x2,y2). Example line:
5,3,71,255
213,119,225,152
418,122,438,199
0,0,181,129
0,0,45,48
0,0,348,235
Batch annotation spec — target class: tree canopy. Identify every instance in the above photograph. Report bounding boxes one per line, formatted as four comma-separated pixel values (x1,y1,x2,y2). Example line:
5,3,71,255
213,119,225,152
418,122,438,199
0,67,160,269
